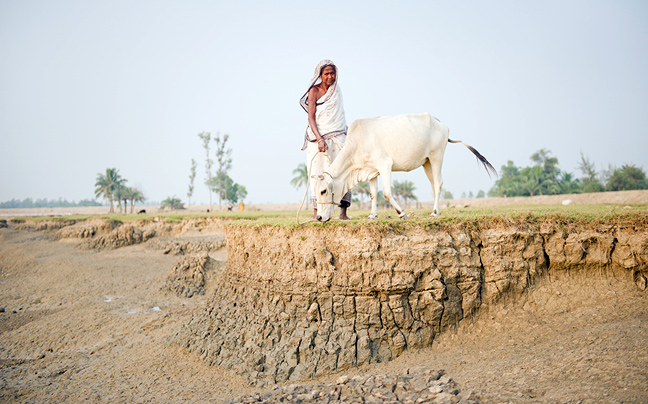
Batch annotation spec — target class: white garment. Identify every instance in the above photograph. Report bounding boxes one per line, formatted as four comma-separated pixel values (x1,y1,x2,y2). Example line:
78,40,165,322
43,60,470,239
302,86,347,150
300,59,351,208
300,60,348,151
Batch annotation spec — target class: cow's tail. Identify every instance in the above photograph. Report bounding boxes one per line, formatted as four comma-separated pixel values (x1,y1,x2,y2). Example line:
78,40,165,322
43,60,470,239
448,138,498,178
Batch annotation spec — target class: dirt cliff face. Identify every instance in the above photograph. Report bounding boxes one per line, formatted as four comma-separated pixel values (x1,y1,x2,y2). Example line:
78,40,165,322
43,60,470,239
175,220,648,386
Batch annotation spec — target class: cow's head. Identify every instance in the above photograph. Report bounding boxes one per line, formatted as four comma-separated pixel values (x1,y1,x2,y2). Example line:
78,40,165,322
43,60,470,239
312,173,341,222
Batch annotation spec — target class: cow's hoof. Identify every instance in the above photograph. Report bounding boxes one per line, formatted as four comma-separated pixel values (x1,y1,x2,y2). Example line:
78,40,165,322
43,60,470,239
368,214,377,220
430,210,438,217
399,213,407,220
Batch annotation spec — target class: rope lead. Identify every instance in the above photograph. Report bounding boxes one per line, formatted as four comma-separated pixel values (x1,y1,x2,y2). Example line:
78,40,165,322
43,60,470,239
296,151,330,225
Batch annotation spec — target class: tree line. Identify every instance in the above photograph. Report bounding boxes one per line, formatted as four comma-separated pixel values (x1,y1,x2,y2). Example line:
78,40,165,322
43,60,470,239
0,198,101,209
489,149,647,197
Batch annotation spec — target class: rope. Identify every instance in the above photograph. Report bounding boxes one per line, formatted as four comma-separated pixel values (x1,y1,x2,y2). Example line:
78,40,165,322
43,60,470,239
296,150,329,225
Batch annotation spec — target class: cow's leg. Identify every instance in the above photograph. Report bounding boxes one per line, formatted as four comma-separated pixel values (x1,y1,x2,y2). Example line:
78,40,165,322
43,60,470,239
423,158,443,216
379,168,407,219
368,177,378,219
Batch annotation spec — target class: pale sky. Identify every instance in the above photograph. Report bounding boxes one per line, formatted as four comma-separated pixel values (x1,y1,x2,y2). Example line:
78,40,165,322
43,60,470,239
1,0,647,205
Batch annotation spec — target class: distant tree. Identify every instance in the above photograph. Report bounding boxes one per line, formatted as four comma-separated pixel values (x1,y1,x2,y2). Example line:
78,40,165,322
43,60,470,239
160,196,185,210
393,180,417,208
577,152,604,193
124,187,145,213
529,149,561,195
114,185,128,213
213,133,232,210
198,132,214,210
476,190,486,198
78,199,102,207
531,149,560,181
441,190,454,200
490,150,647,196
226,181,248,205
0,198,101,209
375,191,390,209
94,168,125,213
468,191,474,199
490,150,562,197
605,164,648,191
291,163,309,200
213,174,248,206
489,160,520,197
558,172,581,195
187,158,197,206
234,184,248,204
520,165,543,196
354,181,371,208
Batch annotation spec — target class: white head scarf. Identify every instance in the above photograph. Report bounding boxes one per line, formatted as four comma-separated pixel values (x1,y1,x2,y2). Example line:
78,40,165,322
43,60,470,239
299,59,338,112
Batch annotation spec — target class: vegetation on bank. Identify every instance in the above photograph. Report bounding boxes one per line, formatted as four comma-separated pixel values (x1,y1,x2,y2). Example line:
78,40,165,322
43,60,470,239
5,209,292,224
6,203,647,231
232,204,648,232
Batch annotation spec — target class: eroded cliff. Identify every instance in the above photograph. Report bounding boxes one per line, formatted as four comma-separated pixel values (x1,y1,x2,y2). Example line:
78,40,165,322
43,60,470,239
174,218,648,386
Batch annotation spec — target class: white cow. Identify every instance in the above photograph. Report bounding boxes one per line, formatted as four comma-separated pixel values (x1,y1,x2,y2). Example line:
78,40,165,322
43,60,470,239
312,113,496,222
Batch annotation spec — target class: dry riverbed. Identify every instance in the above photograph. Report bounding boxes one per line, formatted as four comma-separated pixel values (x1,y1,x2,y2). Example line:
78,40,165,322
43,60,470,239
1,208,647,403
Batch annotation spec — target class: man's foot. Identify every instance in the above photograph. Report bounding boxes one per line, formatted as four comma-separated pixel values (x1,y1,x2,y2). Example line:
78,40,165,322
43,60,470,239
339,207,350,220
313,208,318,220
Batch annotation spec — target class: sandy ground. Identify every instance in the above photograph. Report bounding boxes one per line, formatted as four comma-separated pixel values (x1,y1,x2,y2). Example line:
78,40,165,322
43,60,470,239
1,192,647,403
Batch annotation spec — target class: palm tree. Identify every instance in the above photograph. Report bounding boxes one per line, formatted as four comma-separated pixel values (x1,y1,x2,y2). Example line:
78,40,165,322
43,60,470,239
354,181,371,208
291,163,309,200
113,185,128,213
558,172,581,195
161,196,184,210
393,180,417,208
520,166,542,196
123,187,145,213
94,168,125,213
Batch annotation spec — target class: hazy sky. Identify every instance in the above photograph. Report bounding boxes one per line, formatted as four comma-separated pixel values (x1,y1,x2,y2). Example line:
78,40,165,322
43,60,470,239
1,0,647,205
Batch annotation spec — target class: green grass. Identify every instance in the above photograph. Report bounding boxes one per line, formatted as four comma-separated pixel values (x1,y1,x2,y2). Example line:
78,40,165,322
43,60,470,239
225,203,648,232
7,209,296,225
8,204,648,231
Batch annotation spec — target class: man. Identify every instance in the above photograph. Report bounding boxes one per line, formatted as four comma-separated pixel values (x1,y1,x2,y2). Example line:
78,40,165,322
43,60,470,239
300,59,352,220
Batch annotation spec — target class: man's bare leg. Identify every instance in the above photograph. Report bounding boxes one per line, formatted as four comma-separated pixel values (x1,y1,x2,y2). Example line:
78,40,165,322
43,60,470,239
313,208,318,219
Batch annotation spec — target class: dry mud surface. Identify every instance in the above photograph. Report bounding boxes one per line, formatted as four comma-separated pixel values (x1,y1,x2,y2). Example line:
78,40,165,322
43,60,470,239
1,211,647,403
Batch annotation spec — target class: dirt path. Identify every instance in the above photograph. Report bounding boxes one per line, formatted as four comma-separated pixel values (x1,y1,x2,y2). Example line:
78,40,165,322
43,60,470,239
1,228,647,403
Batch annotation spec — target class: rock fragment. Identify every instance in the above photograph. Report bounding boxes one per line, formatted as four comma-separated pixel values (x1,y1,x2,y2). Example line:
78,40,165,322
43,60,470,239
223,367,476,404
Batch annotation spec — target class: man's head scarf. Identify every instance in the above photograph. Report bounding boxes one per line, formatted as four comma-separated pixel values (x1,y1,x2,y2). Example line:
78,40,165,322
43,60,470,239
299,59,338,112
